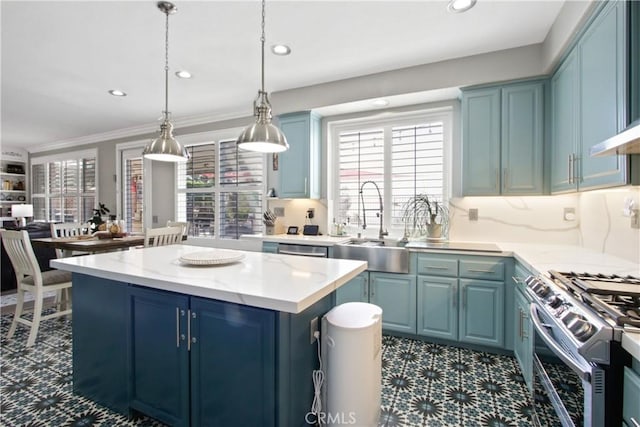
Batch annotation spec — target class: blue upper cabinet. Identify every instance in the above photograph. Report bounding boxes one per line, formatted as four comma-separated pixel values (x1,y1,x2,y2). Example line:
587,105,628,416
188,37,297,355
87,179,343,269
277,111,321,199
462,81,545,196
551,0,627,192
501,82,544,195
462,88,501,195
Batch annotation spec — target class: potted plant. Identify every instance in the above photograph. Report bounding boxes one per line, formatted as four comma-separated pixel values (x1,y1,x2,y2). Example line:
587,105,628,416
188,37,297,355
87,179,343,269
401,195,449,240
88,202,110,232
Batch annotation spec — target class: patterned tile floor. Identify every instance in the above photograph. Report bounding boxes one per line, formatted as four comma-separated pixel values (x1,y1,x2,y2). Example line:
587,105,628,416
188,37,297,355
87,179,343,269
1,312,542,426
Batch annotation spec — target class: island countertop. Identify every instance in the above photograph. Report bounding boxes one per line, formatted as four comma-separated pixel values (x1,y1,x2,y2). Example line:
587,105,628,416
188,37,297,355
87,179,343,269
51,244,367,314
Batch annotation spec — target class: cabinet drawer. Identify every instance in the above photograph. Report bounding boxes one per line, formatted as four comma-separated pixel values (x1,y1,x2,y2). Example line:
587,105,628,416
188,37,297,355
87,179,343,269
459,260,504,281
416,256,458,277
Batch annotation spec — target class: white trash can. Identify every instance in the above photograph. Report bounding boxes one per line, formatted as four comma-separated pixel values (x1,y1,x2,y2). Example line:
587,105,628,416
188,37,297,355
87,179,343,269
322,302,382,427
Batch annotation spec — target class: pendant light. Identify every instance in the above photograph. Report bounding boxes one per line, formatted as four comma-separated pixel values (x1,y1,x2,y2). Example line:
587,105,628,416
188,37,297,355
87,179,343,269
237,0,289,153
142,1,190,162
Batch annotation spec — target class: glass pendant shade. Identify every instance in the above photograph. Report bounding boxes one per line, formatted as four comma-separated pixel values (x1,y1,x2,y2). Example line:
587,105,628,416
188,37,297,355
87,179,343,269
142,120,189,162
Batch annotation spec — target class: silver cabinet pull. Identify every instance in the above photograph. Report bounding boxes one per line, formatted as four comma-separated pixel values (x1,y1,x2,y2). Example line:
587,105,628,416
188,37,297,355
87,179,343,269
518,308,523,339
363,277,369,299
425,265,448,270
305,178,308,194
370,278,375,297
462,284,467,309
452,283,458,308
187,309,192,351
176,308,180,348
568,154,573,184
468,269,495,274
512,276,524,284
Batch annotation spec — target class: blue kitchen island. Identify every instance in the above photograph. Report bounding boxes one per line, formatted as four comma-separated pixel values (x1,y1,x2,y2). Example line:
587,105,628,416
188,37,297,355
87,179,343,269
51,245,367,427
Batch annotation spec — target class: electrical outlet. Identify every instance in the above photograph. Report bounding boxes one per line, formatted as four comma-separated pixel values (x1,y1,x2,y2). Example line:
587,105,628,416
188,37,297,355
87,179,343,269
563,207,576,221
468,208,478,221
310,316,319,344
307,208,315,219
274,207,285,217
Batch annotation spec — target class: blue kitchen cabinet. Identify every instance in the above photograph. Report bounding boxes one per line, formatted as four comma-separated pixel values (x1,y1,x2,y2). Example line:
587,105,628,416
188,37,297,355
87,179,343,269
462,88,501,195
277,111,321,199
129,286,190,426
336,271,416,334
462,81,544,196
550,48,579,193
415,253,508,349
501,82,544,195
370,272,417,334
335,271,368,305
513,284,533,390
459,279,505,348
262,241,279,253
72,274,130,415
190,297,275,427
417,275,458,341
551,0,628,192
623,365,640,427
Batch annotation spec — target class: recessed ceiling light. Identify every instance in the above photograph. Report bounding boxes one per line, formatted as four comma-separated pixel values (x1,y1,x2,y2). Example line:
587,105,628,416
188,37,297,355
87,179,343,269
372,99,389,107
175,70,192,79
271,44,291,56
447,0,476,13
108,89,127,97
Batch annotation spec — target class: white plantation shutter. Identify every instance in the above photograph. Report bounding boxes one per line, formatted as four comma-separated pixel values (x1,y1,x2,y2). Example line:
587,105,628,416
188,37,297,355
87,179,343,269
176,139,264,239
391,122,444,227
31,151,97,223
332,111,449,235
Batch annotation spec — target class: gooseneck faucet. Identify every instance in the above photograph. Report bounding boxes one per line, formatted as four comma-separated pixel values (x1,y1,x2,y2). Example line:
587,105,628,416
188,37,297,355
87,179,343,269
359,180,388,240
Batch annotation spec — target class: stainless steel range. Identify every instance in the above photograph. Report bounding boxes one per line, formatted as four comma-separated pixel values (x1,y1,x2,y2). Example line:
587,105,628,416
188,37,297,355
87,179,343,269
525,271,638,427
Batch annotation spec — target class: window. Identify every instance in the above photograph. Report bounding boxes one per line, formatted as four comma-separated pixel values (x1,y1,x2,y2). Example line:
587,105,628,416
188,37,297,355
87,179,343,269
31,150,97,223
176,137,264,239
330,109,451,236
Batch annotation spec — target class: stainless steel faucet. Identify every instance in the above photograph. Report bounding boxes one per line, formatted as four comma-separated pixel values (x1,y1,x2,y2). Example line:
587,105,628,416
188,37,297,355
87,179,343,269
359,180,388,240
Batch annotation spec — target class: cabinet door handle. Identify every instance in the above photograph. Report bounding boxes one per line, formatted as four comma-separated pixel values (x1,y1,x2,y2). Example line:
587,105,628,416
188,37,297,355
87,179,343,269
512,276,524,284
187,309,192,352
304,178,308,194
363,278,369,299
452,283,458,308
518,308,523,339
468,269,495,274
425,265,448,270
521,311,529,339
574,154,581,183
462,284,467,309
370,278,375,297
568,154,573,184
176,308,180,348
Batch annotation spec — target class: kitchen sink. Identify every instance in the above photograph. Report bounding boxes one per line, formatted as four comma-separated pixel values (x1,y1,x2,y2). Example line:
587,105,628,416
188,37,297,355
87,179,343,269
333,238,409,273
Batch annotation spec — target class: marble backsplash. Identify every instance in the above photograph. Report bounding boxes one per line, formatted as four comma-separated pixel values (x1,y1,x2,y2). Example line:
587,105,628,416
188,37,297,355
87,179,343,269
267,187,639,264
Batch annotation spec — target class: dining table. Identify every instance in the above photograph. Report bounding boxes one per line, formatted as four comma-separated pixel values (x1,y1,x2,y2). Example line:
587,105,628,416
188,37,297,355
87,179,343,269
31,234,146,258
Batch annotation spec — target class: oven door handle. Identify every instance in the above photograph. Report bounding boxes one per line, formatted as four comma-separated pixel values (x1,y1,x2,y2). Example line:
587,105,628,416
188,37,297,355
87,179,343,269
530,304,591,382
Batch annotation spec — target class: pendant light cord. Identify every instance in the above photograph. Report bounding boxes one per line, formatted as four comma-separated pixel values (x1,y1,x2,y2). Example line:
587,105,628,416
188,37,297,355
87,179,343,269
164,7,170,120
260,0,266,96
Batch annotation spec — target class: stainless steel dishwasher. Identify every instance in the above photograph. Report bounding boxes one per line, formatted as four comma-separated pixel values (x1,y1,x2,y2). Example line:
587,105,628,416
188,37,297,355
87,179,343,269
277,243,329,258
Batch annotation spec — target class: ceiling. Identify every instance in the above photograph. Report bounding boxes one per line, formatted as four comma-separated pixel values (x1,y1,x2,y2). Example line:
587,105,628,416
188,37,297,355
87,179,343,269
1,0,566,152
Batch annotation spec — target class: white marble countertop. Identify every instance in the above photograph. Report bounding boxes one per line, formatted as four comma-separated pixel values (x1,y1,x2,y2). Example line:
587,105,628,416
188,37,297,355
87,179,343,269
50,245,367,314
242,233,351,246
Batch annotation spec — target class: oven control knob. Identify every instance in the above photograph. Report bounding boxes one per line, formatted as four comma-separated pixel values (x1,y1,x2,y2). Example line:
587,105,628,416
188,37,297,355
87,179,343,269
535,284,550,297
547,295,563,308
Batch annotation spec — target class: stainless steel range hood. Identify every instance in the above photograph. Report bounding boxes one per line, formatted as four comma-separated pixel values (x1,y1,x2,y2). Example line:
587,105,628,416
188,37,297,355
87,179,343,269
590,119,640,156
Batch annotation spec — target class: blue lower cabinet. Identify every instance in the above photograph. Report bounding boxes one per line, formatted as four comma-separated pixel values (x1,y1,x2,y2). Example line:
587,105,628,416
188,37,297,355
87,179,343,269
190,297,275,427
72,274,130,415
459,279,505,348
336,271,416,334
417,276,458,341
335,272,368,304
370,272,417,334
129,287,190,426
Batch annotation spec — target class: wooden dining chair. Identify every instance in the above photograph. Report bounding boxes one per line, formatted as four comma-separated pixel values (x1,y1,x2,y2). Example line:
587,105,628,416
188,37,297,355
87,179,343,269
50,222,91,258
167,220,190,237
144,226,183,248
1,229,72,347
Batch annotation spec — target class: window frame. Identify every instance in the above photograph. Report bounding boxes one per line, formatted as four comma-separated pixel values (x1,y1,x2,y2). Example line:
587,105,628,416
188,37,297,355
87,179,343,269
327,107,453,236
30,148,98,223
174,128,267,241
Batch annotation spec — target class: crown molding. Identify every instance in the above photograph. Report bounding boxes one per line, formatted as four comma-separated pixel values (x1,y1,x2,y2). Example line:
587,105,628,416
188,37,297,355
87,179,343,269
27,108,251,154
